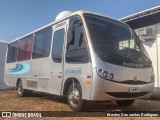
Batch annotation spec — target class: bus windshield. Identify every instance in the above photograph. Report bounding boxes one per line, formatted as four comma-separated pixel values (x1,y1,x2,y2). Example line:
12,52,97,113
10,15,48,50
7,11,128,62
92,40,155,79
84,14,151,67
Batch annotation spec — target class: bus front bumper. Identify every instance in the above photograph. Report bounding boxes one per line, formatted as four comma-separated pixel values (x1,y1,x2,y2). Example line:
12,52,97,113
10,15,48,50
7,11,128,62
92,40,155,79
90,76,154,101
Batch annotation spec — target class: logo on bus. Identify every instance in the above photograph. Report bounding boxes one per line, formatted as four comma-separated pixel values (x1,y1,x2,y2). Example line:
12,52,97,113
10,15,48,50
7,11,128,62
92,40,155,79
133,76,138,81
9,63,30,75
123,62,144,68
65,68,82,75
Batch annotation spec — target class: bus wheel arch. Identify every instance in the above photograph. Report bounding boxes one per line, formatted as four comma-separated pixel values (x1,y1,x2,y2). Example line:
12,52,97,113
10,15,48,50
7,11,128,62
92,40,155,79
63,78,80,96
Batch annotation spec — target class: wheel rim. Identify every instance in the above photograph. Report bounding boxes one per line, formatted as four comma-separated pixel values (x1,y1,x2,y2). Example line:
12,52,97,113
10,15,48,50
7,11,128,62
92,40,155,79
18,82,23,95
69,88,80,107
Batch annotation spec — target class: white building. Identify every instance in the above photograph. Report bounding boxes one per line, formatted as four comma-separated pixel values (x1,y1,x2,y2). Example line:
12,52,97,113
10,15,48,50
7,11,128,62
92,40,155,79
0,39,8,89
120,6,160,93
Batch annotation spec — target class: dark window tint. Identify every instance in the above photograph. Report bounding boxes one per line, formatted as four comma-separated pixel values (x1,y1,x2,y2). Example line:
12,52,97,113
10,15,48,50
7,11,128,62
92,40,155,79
18,35,33,61
52,29,65,63
65,18,89,63
84,14,151,64
32,27,52,59
7,41,18,63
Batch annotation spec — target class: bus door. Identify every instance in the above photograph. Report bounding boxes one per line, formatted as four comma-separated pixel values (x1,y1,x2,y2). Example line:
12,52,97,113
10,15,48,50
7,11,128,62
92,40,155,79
50,20,69,95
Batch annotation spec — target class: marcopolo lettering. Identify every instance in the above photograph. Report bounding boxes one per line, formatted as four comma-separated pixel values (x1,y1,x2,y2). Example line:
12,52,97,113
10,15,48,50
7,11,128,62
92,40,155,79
66,69,81,74
123,62,144,68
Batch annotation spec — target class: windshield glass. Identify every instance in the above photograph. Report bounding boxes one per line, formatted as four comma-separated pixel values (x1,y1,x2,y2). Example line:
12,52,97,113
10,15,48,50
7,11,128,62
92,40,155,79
84,14,151,68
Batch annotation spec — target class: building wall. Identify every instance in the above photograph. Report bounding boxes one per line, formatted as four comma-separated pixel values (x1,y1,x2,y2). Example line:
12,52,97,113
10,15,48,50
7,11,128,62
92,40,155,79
0,42,8,89
135,23,160,92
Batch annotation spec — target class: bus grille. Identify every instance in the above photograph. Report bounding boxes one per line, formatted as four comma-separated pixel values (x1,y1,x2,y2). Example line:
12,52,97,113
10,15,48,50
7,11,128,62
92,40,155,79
106,92,150,98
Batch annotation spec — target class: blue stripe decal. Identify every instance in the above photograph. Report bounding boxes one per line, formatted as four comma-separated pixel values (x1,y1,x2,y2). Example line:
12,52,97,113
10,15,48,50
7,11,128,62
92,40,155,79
9,64,23,72
9,63,30,75
9,64,19,71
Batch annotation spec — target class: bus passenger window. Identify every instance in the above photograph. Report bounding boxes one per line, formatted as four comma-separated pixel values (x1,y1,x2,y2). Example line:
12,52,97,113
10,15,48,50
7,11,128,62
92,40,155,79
65,19,89,63
7,41,18,63
52,29,65,63
32,27,52,59
17,35,33,61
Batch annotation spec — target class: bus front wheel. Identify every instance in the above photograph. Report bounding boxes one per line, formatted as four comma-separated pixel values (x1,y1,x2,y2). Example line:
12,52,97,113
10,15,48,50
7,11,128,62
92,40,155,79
116,100,134,107
17,80,32,97
67,82,83,111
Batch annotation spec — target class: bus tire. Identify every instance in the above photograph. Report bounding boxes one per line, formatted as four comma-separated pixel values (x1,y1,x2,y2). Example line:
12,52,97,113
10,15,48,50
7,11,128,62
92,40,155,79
17,80,32,97
67,82,83,111
116,100,134,107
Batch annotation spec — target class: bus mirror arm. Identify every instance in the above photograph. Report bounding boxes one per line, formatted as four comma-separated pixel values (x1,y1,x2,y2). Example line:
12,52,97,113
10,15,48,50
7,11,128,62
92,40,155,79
140,38,145,42
67,27,73,39
67,27,74,44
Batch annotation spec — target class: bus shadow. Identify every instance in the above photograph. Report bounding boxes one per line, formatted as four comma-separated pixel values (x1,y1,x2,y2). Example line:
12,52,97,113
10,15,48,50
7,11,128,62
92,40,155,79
150,95,160,101
31,91,68,104
82,101,136,112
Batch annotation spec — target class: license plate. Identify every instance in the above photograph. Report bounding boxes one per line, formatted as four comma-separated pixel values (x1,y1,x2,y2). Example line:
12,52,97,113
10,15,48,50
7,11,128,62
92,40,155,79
129,87,140,93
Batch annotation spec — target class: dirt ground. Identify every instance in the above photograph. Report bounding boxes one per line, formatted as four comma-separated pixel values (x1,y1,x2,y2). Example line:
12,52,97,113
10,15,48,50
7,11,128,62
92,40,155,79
0,90,160,120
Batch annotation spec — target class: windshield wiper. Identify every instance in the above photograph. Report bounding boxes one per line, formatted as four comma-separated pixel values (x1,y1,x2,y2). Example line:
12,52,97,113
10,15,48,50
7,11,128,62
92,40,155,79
97,52,109,58
128,49,151,62
108,55,133,62
97,52,133,62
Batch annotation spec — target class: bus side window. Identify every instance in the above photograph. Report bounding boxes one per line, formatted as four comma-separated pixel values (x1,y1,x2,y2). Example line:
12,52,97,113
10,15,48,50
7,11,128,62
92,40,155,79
7,41,18,63
52,29,65,63
32,27,52,59
65,17,89,63
17,35,33,61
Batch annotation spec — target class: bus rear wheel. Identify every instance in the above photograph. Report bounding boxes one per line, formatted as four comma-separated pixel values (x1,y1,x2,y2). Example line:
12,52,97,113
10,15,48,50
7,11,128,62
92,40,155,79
116,100,134,107
67,82,83,111
17,80,32,97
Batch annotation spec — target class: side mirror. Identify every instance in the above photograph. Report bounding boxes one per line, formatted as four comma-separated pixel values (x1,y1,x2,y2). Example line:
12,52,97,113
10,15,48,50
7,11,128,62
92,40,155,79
140,38,145,42
67,27,75,50
73,19,82,27
67,27,73,44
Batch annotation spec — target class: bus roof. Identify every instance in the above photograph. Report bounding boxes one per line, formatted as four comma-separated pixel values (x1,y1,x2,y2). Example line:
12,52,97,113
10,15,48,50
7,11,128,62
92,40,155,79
9,10,127,43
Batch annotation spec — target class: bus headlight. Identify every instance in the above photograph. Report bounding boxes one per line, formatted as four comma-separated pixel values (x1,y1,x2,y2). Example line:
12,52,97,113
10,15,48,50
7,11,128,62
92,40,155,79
96,68,114,80
109,73,114,79
103,71,108,78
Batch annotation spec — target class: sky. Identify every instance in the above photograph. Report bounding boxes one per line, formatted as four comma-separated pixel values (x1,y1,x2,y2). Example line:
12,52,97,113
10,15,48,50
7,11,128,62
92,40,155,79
0,0,159,41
